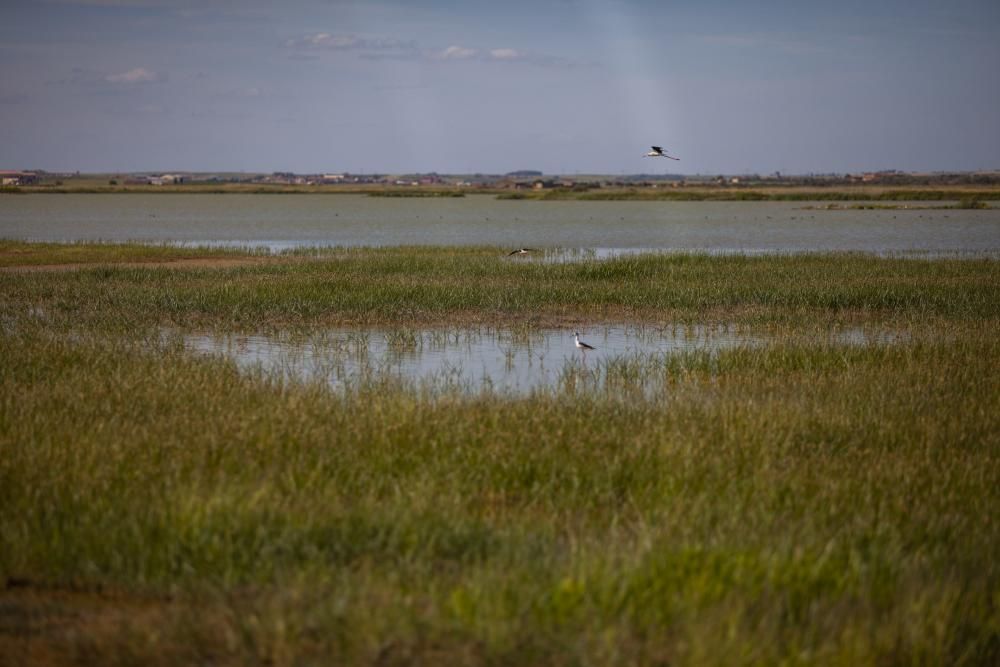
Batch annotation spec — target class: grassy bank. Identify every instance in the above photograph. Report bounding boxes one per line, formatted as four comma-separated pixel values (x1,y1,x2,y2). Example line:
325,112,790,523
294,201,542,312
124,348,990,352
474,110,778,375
2,242,999,665
497,186,1000,201
0,240,261,267
3,242,999,331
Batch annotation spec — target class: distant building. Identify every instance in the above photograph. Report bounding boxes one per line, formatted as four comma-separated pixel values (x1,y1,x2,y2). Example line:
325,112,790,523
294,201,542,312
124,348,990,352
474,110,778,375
0,170,40,185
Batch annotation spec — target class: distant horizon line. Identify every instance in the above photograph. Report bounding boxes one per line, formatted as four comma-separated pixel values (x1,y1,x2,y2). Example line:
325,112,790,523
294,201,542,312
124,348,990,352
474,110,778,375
7,168,1000,177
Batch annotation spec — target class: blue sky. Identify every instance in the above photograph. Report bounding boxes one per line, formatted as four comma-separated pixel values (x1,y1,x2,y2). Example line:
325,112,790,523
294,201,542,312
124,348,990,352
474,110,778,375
1,0,998,174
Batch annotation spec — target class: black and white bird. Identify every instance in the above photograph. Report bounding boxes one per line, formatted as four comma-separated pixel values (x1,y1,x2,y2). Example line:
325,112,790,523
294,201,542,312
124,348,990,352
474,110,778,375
507,248,536,256
643,146,680,160
574,332,596,351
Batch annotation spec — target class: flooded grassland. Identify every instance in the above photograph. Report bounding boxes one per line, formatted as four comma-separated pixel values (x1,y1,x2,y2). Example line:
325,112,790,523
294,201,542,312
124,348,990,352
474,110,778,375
2,239,999,665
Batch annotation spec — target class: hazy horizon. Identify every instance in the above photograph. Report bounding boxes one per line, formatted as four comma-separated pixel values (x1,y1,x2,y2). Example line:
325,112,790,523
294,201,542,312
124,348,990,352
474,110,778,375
13,168,1000,179
2,0,998,175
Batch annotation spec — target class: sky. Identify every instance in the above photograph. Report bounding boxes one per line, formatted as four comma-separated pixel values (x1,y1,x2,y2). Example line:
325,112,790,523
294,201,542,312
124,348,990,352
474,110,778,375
1,0,998,175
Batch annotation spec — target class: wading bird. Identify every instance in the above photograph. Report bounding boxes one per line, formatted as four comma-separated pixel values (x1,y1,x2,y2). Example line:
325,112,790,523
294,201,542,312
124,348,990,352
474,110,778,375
643,146,680,160
507,248,536,256
574,332,596,352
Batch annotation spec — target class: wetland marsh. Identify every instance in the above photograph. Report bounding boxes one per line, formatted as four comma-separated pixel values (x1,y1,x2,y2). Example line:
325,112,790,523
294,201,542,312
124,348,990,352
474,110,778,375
2,205,999,665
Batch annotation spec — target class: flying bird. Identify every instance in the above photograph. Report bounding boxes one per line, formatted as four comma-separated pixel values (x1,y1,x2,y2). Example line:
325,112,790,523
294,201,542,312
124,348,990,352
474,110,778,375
507,248,536,256
643,146,680,160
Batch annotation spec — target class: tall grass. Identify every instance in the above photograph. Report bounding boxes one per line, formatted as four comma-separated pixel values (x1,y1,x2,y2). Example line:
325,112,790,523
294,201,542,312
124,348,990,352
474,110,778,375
0,239,259,266
3,243,998,332
1,324,998,664
2,243,999,664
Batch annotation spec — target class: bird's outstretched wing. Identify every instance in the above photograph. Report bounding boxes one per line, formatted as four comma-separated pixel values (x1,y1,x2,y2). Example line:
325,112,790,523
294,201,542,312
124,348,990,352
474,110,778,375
651,146,663,153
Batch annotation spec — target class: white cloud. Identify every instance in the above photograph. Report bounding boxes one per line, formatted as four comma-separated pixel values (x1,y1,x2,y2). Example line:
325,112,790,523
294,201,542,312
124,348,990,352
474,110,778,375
435,46,532,62
489,48,521,60
105,67,166,84
285,31,581,67
438,45,478,60
291,32,358,49
285,33,415,52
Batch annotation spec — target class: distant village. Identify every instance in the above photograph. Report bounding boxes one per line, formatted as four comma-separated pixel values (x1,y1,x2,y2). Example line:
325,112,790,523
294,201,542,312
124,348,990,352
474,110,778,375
3,168,1000,189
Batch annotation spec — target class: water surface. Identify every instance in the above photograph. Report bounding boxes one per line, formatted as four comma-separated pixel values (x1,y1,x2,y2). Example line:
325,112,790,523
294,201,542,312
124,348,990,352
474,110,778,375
2,194,998,255
181,325,907,395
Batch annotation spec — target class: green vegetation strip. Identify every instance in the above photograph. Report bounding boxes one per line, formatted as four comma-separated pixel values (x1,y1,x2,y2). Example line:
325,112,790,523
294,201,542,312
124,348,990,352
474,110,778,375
2,241,999,331
2,241,999,664
0,240,258,267
498,187,1000,201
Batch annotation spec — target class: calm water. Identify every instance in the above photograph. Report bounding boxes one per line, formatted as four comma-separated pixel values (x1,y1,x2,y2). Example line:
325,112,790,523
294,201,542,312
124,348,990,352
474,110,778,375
180,325,908,395
2,194,999,254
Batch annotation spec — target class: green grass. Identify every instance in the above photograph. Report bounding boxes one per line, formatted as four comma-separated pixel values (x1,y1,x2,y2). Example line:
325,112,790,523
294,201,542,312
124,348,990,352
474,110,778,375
0,239,258,266
1,242,999,665
497,187,1000,202
3,242,999,332
957,198,990,209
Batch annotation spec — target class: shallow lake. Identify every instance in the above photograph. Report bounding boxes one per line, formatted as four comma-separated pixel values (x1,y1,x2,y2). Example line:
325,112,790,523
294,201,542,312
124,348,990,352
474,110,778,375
179,325,909,395
2,194,999,255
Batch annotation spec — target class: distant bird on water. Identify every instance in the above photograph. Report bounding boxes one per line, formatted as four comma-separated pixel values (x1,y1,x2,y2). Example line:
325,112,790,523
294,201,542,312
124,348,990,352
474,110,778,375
643,145,680,160
574,332,596,351
507,248,536,256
